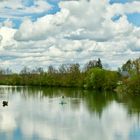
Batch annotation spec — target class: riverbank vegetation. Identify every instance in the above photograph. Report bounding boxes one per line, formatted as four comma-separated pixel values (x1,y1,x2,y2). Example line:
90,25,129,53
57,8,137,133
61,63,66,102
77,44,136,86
117,57,140,94
0,58,119,91
0,58,139,93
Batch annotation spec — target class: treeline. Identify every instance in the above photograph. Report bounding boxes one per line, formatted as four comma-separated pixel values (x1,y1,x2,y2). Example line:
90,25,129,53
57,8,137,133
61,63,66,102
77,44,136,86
118,57,140,94
0,59,120,91
0,57,139,93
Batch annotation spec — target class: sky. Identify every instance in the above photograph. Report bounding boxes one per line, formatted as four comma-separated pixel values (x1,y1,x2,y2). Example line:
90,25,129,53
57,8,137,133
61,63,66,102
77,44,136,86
0,0,140,71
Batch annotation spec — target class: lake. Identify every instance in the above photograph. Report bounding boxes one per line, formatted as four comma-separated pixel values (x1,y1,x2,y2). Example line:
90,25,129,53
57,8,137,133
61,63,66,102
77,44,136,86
0,86,140,140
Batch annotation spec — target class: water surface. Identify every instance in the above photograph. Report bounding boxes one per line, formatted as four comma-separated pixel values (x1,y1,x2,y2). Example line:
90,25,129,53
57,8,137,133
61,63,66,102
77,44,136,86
0,86,140,140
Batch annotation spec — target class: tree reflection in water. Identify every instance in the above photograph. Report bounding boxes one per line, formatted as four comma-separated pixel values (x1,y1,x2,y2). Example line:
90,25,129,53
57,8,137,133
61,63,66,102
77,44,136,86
0,86,140,140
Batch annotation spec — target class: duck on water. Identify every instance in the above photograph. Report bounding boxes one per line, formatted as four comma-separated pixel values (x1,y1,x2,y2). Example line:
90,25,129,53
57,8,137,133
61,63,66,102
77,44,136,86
60,96,67,105
2,101,8,107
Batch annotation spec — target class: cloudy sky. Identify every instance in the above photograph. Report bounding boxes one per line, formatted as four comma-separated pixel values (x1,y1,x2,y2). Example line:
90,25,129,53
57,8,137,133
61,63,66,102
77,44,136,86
0,0,140,71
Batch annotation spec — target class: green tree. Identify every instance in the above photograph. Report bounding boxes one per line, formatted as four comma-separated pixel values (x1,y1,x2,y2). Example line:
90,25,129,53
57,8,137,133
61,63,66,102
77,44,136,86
104,71,119,90
59,64,69,74
84,58,102,72
97,58,102,69
48,65,57,74
85,68,106,90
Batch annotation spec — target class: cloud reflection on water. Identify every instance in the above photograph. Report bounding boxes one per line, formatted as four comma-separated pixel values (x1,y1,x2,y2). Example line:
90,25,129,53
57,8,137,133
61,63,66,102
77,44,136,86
0,86,140,140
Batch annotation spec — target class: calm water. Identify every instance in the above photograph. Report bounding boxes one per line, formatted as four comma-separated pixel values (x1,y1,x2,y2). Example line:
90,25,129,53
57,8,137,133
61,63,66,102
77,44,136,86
0,86,140,140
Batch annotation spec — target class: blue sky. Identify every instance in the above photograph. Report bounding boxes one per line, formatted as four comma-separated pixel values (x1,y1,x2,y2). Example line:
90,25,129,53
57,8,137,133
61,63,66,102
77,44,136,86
127,13,140,26
0,0,60,28
0,0,139,28
0,0,140,71
110,0,140,26
110,0,129,4
110,0,140,4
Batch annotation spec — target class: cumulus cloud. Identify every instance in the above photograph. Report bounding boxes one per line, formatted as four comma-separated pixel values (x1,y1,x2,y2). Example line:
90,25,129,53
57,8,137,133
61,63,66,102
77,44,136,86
0,0,51,19
108,1,140,18
14,9,69,41
14,0,139,42
0,0,140,70
0,27,17,50
2,19,13,28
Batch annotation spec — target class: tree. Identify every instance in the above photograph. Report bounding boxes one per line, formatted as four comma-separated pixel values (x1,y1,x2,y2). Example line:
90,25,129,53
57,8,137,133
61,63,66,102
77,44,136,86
104,71,119,90
122,59,132,71
85,68,106,90
133,58,140,75
48,65,57,74
119,57,140,94
69,63,80,74
34,67,44,74
84,58,102,71
20,67,31,75
59,64,68,74
121,58,140,76
5,68,12,75
97,58,102,69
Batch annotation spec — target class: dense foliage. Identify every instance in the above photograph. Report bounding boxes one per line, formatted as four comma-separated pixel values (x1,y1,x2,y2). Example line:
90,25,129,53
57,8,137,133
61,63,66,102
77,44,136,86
0,57,139,93
118,57,140,94
0,59,119,91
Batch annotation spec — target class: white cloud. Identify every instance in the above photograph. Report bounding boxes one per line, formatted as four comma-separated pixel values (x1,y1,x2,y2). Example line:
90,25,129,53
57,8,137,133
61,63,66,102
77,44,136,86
0,27,17,50
108,1,140,18
0,112,17,132
0,0,51,19
14,9,69,41
2,19,13,28
0,0,140,70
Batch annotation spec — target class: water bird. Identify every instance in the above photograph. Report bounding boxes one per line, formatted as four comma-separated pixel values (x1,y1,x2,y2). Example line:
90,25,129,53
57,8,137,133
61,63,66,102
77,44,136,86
60,101,67,105
3,101,8,107
60,96,66,105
